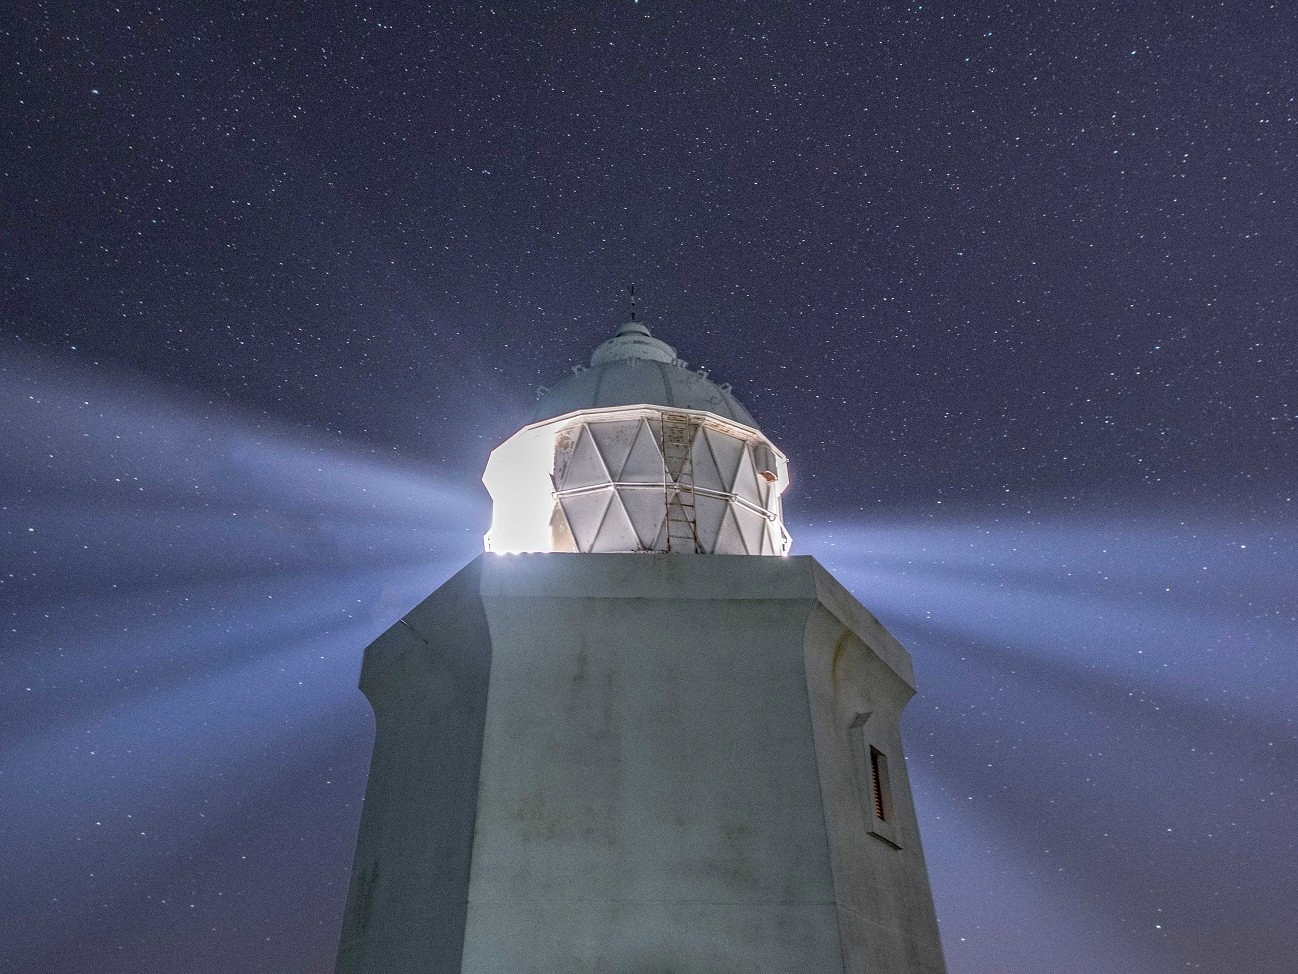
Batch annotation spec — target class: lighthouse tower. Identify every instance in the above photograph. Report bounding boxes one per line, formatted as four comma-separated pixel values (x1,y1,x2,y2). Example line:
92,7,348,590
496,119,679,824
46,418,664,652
335,321,947,974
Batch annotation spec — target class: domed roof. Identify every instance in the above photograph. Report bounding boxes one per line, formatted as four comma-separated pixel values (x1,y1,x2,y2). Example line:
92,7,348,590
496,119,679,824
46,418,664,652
533,321,757,427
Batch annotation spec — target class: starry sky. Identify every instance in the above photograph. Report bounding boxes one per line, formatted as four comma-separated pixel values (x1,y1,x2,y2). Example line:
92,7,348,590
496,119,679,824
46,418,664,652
2,3,1295,972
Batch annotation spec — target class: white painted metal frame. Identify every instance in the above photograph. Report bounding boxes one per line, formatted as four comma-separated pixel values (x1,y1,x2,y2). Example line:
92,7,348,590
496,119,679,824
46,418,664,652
484,405,791,555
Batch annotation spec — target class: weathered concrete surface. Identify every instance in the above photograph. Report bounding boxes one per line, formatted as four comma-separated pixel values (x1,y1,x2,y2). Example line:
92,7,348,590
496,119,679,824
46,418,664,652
335,560,493,974
335,554,946,974
804,562,946,974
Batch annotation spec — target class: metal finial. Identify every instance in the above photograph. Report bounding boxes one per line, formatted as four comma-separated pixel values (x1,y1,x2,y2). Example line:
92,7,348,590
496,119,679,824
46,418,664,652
629,283,637,322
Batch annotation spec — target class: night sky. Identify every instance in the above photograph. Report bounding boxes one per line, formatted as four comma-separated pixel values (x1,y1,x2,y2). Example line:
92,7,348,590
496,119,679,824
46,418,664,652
2,3,1295,972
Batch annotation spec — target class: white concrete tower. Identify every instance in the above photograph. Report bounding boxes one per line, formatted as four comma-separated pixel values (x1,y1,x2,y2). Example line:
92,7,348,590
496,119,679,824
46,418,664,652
335,321,947,974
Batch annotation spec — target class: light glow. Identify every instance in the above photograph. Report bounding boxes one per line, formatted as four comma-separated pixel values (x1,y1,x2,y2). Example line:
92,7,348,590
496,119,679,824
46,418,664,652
481,405,791,555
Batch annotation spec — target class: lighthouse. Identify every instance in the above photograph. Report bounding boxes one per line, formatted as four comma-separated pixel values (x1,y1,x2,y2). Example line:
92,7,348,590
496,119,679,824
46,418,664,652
335,320,947,973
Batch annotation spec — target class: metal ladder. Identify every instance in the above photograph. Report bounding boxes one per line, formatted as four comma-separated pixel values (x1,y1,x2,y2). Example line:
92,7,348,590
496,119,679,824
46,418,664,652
661,415,701,553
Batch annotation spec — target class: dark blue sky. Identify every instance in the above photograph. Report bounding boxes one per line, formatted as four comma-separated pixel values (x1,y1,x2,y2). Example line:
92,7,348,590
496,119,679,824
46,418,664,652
2,3,1295,972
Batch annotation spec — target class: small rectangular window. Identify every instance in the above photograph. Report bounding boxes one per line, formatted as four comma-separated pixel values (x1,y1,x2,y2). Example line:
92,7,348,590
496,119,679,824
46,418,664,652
869,746,891,823
851,714,901,848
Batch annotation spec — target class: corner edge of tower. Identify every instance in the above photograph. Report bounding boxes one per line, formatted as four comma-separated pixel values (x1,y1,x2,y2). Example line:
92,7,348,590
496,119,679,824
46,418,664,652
802,557,917,693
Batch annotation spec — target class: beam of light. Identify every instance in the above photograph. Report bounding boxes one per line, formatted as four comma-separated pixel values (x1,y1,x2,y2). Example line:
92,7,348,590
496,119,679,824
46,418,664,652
3,339,1293,974
794,514,1297,974
0,346,486,972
